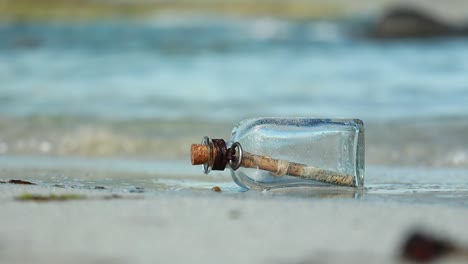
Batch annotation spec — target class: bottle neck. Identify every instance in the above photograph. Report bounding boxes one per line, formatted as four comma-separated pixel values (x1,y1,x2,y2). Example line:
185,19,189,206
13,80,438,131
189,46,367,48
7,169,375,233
191,137,241,174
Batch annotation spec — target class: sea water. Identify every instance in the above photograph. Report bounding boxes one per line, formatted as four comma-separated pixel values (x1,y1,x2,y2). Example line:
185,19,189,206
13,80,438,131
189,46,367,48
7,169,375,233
0,16,467,204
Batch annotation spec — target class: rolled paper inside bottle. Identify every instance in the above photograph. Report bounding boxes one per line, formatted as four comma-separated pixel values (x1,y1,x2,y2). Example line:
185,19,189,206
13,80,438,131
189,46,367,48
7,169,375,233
241,152,356,187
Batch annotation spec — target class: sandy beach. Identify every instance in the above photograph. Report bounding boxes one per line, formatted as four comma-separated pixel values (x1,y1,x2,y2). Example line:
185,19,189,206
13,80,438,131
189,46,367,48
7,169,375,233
1,166,468,264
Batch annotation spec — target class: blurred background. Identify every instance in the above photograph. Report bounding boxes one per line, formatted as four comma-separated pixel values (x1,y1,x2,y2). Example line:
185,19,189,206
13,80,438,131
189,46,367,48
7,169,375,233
0,0,467,185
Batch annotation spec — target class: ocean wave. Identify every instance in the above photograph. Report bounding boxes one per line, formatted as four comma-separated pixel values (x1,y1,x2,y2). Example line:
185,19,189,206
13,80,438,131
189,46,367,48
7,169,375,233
0,115,467,168
1,19,468,121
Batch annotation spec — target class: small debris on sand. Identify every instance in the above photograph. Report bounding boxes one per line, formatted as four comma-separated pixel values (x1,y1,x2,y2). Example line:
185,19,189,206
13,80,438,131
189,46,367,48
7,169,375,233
211,186,222,192
16,193,86,202
8,180,36,185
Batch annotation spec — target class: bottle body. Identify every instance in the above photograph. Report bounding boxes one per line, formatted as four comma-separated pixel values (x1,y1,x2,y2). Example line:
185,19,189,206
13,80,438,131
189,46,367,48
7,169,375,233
228,118,364,190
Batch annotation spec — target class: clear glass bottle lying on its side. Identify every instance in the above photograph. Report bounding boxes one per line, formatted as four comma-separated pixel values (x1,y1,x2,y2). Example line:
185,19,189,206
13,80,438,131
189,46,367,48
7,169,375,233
191,118,364,190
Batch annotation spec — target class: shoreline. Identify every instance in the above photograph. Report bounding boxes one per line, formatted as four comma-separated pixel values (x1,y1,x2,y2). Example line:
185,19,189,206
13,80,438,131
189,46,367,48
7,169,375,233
0,115,467,167
1,161,468,207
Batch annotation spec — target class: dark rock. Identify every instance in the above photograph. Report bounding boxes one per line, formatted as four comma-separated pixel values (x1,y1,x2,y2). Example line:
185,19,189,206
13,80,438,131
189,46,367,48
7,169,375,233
401,231,455,262
370,7,468,39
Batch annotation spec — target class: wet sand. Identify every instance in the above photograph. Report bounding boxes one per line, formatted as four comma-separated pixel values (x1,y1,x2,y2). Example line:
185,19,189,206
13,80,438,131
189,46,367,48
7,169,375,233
1,177,468,264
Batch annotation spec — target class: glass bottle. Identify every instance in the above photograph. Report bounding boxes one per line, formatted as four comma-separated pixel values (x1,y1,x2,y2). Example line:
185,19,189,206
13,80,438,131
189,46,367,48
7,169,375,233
191,118,364,190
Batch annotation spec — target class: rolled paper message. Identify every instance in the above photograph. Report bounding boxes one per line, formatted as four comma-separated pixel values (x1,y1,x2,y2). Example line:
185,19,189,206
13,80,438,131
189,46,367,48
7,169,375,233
240,152,356,187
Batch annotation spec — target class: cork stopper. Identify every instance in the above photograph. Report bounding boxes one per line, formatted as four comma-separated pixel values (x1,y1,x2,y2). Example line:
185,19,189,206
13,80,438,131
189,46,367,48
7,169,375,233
191,138,229,173
191,144,210,165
